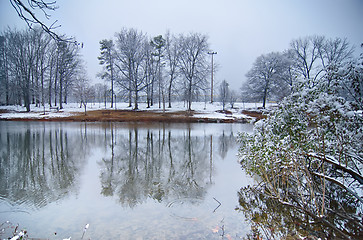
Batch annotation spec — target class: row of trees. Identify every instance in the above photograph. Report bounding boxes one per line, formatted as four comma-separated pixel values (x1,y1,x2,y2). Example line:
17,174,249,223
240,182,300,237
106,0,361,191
0,27,87,111
242,36,359,108
0,26,232,113
98,28,213,110
2,1,227,113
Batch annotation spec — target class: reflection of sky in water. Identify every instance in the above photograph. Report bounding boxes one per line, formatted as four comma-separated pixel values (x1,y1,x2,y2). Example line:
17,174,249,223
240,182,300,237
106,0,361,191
0,122,253,239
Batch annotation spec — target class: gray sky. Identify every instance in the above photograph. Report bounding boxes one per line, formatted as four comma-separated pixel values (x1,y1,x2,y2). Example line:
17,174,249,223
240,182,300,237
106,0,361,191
1,0,362,89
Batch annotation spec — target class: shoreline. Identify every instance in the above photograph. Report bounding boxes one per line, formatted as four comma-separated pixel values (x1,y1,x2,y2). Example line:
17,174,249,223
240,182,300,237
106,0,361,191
0,109,265,123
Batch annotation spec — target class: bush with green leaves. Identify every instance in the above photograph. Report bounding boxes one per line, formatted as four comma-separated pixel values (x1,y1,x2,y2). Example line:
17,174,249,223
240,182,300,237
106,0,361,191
238,71,363,238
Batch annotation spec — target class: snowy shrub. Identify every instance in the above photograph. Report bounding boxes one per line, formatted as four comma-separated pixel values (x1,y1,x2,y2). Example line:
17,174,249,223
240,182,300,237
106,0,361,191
238,73,363,239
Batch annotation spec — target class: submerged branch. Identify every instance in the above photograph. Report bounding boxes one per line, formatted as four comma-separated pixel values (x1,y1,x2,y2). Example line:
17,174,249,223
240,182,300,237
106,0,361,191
249,186,352,239
213,197,221,212
278,199,351,239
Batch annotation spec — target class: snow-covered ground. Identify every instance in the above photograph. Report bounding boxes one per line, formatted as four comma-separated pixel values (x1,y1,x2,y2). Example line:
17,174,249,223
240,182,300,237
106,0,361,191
0,101,276,121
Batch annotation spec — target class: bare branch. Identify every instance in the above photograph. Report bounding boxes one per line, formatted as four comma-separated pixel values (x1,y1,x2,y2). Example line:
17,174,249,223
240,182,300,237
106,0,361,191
306,153,363,184
9,0,75,43
311,171,363,204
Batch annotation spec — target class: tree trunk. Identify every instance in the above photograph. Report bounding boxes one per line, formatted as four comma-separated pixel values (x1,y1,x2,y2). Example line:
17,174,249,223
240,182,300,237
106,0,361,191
64,85,67,104
146,84,151,108
188,79,193,111
24,75,31,112
162,91,166,113
262,93,266,109
151,77,154,106
110,62,114,108
168,81,172,108
128,80,132,107
48,60,53,107
59,72,63,109
262,81,268,109
54,70,58,106
84,103,87,115
134,90,138,110
41,69,44,106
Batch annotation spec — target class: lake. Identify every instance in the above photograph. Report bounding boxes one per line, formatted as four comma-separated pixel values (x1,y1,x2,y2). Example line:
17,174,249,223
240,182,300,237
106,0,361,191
0,121,254,239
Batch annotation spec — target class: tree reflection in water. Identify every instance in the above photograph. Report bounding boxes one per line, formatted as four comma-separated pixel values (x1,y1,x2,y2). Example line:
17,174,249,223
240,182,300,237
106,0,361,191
99,123,238,208
0,121,249,239
237,182,362,239
0,122,87,209
0,122,238,210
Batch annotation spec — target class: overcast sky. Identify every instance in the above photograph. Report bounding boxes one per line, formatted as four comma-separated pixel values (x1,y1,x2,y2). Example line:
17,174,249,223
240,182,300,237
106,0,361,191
1,0,362,89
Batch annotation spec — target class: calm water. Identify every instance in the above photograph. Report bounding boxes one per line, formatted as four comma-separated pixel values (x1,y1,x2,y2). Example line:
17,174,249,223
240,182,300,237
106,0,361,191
0,121,254,239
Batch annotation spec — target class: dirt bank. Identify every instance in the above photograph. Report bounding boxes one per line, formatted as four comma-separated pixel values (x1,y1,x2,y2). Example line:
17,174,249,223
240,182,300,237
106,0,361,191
1,109,264,123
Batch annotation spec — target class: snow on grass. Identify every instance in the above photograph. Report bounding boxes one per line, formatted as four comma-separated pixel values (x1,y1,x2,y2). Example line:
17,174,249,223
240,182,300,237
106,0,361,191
0,101,276,121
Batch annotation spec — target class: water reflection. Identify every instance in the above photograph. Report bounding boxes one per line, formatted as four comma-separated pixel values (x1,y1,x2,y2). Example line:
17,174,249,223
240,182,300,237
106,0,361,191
0,122,86,209
98,123,238,208
237,182,363,239
0,122,239,209
0,122,252,239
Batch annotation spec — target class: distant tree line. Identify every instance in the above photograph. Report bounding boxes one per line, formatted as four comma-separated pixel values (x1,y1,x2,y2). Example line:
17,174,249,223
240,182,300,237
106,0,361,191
0,26,217,112
242,35,361,108
98,28,212,110
0,27,87,112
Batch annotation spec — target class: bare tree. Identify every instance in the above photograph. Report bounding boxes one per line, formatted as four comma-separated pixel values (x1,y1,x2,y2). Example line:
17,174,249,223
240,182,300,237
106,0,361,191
1,27,84,109
274,50,297,91
229,89,237,108
243,36,354,107
94,83,108,108
5,28,34,111
73,74,94,115
144,40,158,108
290,35,325,84
33,28,51,108
319,37,354,87
114,28,148,110
290,36,354,91
219,80,229,110
178,32,210,111
56,41,81,109
164,31,181,108
46,40,58,107
0,35,10,105
244,52,288,108
319,37,353,70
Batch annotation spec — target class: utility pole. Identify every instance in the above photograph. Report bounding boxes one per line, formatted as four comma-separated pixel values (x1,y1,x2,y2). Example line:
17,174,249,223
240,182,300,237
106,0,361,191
208,51,217,103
